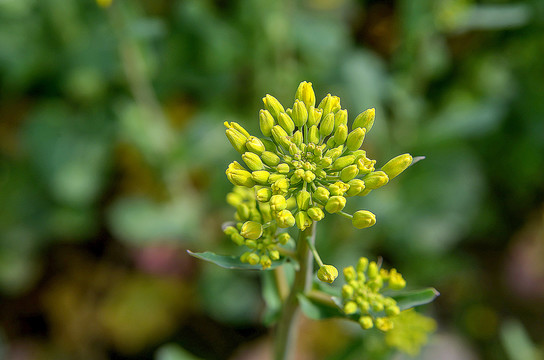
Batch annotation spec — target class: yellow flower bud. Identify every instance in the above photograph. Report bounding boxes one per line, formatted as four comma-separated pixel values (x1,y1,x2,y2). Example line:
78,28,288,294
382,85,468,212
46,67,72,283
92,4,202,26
259,109,275,137
252,171,270,184
352,210,376,229
328,181,350,196
333,124,348,145
262,94,285,119
247,253,260,266
240,221,263,240
295,81,316,109
270,194,287,211
385,305,400,317
340,164,359,182
269,250,280,260
292,100,308,127
343,266,356,281
278,112,295,134
237,203,250,220
307,106,322,127
381,153,413,180
269,173,286,183
388,269,406,290
256,188,272,202
271,125,291,148
225,121,251,137
356,155,376,175
317,265,338,283
317,157,332,168
344,301,358,315
260,255,272,269
223,226,238,236
368,261,379,278
271,178,290,195
240,252,251,263
359,316,374,330
346,127,366,151
318,94,333,115
231,233,245,246
296,190,311,210
275,163,288,174
307,207,325,221
308,125,320,144
319,113,334,137
288,143,300,156
276,209,295,228
375,317,394,332
246,136,265,155
325,145,344,162
334,109,348,130
357,257,369,273
226,128,247,153
245,239,257,249
363,171,389,190
292,130,303,147
326,136,336,149
325,196,346,213
332,155,356,171
242,152,264,171
277,233,291,245
295,211,312,230
226,192,243,206
346,179,365,196
372,302,384,312
261,151,281,167
226,168,255,187
342,284,354,298
313,186,330,204
303,170,316,183
353,108,375,132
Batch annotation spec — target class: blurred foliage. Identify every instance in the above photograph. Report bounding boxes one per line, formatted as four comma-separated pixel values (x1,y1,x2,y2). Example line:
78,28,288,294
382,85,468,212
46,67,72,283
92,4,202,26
0,0,543,359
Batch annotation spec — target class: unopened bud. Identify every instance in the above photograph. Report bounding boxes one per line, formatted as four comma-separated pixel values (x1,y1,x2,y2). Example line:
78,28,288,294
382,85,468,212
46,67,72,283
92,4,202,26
256,187,272,202
270,194,287,211
340,164,359,182
271,178,290,195
381,153,413,180
246,136,265,155
295,211,312,230
352,210,376,229
317,265,338,283
278,112,295,134
226,128,247,153
333,124,348,145
240,221,263,240
359,316,374,330
334,109,348,130
247,253,260,266
276,209,295,228
277,163,290,174
346,127,366,151
308,125,320,144
292,99,308,127
332,155,356,171
295,81,316,109
346,179,365,196
319,113,334,137
271,125,291,148
313,187,330,203
262,94,285,119
325,196,346,213
277,233,291,245
259,110,275,137
242,152,264,171
292,130,303,147
307,106,322,127
296,190,311,210
261,151,281,167
353,108,375,132
252,170,270,184
307,207,325,221
363,171,389,189
344,301,358,315
303,170,316,183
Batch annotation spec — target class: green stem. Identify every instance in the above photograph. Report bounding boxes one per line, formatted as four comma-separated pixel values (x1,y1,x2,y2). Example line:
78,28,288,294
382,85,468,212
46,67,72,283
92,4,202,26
274,222,316,360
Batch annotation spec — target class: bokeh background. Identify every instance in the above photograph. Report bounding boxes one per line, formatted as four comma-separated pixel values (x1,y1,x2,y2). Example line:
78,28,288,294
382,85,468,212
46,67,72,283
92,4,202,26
1,0,543,359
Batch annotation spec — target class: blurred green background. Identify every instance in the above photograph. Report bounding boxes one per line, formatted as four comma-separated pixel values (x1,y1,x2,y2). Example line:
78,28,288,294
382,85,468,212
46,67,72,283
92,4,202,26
1,0,543,359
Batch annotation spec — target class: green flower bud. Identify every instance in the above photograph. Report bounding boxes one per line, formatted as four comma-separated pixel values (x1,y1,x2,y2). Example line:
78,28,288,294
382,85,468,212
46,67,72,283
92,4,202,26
256,187,272,202
268,173,286,183
343,266,356,281
325,196,346,213
245,239,257,249
307,106,322,127
247,253,260,266
246,136,265,155
385,305,400,317
381,153,413,180
296,190,311,210
356,155,376,175
271,125,291,148
240,252,251,263
270,194,287,211
226,192,243,207
231,233,245,246
317,265,338,283
359,316,374,330
353,108,375,132
307,207,325,221
319,113,335,137
313,187,330,204
344,301,358,315
342,284,354,298
292,100,308,127
332,155,356,171
308,125,320,144
261,151,281,167
226,168,255,187
303,170,316,183
288,143,300,156
271,178,290,195
260,255,272,269
295,81,316,109
340,164,359,182
277,163,290,174
252,170,270,184
269,250,280,261
318,94,333,115
292,130,303,147
277,233,291,245
225,121,251,138
359,300,370,314
223,226,238,236
262,94,285,119
276,209,295,228
356,257,369,273
352,210,376,229
317,157,332,168
326,136,336,149
226,128,247,153
295,211,312,230
368,261,379,278
334,109,348,130
329,181,350,196
242,152,264,171
388,269,406,290
240,221,263,240
333,124,348,145
375,317,393,332
278,112,295,134
237,204,250,220
259,110,275,137
346,127,366,151
325,145,343,162
363,171,389,190
314,168,327,179
346,179,365,196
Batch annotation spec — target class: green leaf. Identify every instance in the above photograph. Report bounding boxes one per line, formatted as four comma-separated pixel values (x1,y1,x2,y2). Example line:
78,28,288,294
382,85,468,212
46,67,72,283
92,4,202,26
391,288,440,311
261,271,282,325
187,250,286,270
297,292,345,320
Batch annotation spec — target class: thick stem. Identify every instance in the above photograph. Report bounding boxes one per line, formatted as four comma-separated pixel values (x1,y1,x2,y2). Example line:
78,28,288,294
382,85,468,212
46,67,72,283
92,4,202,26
273,222,316,360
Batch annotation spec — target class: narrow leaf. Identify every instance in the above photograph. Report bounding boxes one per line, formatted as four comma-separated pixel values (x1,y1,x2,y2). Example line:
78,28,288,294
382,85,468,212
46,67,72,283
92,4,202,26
392,288,440,311
297,292,345,320
187,250,286,270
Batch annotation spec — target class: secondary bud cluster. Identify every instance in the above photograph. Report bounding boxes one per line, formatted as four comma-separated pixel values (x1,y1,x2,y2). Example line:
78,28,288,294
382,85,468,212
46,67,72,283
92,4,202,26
223,187,290,269
225,81,414,232
341,257,407,331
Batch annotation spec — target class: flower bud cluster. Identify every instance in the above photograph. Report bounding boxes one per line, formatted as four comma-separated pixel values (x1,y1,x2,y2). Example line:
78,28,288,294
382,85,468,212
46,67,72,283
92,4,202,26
223,186,290,269
225,81,414,231
341,257,407,331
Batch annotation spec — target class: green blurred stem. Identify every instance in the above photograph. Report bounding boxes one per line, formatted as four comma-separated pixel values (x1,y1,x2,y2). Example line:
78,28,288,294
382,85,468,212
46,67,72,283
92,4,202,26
274,222,315,360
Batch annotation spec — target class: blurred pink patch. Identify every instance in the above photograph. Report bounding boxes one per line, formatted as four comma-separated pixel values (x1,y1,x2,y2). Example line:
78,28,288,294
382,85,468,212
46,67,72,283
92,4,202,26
132,244,193,278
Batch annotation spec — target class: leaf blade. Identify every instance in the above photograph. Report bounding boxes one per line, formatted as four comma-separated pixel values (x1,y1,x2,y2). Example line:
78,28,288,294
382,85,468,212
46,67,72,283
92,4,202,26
187,250,286,270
